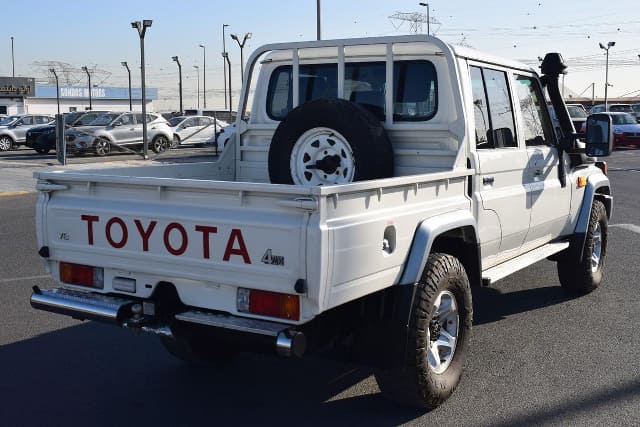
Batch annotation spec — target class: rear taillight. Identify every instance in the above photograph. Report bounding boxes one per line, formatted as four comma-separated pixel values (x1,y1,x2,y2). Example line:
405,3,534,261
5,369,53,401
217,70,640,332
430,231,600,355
59,262,104,289
237,288,300,321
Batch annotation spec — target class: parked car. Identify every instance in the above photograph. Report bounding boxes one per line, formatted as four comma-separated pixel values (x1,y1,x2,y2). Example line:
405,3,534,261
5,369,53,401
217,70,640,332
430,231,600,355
0,114,55,151
168,115,226,148
631,103,640,121
580,112,640,148
590,103,638,122
25,111,110,154
548,104,588,133
66,112,173,156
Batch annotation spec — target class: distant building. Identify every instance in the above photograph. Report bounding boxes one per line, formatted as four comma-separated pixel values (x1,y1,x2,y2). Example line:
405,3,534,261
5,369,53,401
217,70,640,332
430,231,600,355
0,76,158,115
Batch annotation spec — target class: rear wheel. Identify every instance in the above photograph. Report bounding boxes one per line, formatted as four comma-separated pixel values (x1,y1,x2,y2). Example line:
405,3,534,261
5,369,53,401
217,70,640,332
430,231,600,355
557,199,607,294
0,135,13,151
94,138,111,156
374,253,473,409
152,135,170,153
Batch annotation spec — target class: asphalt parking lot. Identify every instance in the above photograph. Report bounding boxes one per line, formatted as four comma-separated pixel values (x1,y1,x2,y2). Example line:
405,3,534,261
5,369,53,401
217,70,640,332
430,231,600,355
1,147,639,426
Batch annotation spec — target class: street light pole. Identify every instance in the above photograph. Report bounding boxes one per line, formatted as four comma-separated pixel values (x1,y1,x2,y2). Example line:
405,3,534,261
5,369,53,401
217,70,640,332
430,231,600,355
199,44,206,108
230,32,252,85
316,0,321,40
222,24,229,110
11,36,15,77
49,68,60,114
172,56,183,114
194,65,200,109
81,66,92,110
599,41,615,110
418,2,430,36
121,61,132,111
132,19,153,160
222,52,232,113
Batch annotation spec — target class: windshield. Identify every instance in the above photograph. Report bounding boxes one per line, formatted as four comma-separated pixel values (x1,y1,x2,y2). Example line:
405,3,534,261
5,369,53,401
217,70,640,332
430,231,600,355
0,115,19,126
612,114,637,125
610,105,632,113
168,117,185,127
567,105,587,118
632,104,640,113
88,113,120,126
65,112,84,124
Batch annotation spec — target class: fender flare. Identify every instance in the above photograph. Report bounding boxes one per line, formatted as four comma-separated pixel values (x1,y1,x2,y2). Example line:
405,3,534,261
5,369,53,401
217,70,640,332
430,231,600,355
567,174,612,262
399,210,478,286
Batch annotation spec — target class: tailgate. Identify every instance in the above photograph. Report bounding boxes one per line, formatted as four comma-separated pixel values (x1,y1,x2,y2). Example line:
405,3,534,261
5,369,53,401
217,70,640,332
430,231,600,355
36,176,315,321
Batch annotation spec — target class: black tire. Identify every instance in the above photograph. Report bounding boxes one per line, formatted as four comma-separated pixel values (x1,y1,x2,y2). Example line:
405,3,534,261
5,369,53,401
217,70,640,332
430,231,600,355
94,138,111,157
152,135,170,153
374,253,473,409
557,199,607,294
160,332,237,366
268,98,393,185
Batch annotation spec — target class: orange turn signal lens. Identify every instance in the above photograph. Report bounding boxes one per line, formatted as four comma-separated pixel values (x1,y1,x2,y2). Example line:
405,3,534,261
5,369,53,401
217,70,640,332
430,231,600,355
577,176,587,188
237,288,300,320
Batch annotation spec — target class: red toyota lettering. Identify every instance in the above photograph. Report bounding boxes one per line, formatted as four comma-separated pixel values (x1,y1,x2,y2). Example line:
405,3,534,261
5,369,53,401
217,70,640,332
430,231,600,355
81,214,100,245
135,219,157,252
164,222,188,256
106,217,128,248
223,228,251,264
195,225,218,259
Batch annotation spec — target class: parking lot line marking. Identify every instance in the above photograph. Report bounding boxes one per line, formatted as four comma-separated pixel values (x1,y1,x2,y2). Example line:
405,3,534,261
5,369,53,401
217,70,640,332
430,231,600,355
611,224,640,234
0,274,51,284
0,191,32,197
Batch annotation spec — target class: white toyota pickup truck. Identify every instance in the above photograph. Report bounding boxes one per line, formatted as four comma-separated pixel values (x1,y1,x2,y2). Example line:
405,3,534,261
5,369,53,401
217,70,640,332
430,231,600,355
31,35,614,409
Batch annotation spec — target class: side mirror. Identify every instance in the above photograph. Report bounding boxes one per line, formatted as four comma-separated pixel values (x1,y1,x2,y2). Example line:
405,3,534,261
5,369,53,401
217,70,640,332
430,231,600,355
584,113,614,157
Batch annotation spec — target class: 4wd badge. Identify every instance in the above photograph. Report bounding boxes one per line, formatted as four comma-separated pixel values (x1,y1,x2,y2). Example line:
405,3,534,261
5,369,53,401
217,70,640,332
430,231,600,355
261,249,285,266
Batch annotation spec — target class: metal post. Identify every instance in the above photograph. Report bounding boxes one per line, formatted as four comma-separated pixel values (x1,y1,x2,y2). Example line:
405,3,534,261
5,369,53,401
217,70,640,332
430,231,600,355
194,65,200,109
172,56,183,114
231,33,252,87
599,41,615,110
199,44,206,108
11,36,15,77
316,0,321,40
121,61,132,111
132,19,153,160
222,24,229,109
419,2,430,36
50,68,60,114
222,52,232,113
81,66,92,110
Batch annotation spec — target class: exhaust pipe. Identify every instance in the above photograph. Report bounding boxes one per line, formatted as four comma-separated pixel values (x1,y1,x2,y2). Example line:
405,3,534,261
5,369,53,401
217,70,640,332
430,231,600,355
276,330,307,358
30,286,135,324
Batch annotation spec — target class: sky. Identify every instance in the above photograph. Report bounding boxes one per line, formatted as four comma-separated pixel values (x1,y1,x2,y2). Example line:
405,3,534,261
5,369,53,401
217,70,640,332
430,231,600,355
2,0,639,111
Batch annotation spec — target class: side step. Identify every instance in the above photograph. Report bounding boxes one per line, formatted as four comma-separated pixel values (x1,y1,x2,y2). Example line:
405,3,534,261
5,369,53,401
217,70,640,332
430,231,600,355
482,241,569,285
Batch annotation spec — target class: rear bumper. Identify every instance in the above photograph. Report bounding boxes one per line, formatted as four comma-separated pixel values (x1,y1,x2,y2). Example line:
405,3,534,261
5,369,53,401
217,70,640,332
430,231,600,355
30,286,306,357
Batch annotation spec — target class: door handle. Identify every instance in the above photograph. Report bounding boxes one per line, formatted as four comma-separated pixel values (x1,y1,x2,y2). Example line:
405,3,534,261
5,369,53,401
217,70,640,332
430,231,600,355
483,176,494,185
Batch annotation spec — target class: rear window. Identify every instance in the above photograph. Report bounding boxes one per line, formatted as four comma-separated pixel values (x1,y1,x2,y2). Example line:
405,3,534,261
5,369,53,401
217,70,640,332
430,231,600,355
266,60,437,122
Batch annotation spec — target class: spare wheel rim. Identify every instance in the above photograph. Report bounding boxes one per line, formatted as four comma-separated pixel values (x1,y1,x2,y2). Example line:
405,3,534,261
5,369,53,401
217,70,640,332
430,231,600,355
290,127,355,186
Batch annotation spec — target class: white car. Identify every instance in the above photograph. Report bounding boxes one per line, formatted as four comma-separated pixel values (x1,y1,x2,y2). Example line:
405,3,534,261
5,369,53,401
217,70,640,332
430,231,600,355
168,115,227,148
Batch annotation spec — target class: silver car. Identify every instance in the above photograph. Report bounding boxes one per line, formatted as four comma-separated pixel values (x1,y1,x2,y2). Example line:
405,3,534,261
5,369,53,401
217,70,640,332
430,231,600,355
0,114,55,151
66,112,173,156
167,115,226,148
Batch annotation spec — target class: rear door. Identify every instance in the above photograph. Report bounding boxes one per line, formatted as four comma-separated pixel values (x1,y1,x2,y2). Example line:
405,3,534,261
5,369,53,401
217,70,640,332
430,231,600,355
512,74,570,248
470,65,530,267
13,116,34,141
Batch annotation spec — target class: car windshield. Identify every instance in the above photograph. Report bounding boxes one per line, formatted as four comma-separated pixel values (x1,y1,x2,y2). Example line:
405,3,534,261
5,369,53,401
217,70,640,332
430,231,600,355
168,117,185,127
567,106,587,118
88,113,120,126
65,112,84,124
610,105,632,113
0,115,19,126
612,114,637,125
632,104,640,113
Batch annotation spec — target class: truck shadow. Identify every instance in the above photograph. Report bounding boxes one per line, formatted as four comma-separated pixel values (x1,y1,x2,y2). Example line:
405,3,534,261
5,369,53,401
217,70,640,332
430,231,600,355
0,322,423,426
472,284,575,326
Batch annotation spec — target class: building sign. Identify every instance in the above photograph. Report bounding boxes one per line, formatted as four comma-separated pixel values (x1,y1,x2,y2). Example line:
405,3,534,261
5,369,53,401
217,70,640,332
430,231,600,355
34,85,158,100
0,77,35,97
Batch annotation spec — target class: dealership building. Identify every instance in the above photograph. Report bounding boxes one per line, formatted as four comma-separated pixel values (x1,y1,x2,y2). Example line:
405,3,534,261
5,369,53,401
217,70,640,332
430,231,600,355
0,76,157,116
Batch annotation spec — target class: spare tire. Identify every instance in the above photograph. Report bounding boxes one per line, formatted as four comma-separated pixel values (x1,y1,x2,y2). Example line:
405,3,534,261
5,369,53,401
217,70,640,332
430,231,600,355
268,98,394,185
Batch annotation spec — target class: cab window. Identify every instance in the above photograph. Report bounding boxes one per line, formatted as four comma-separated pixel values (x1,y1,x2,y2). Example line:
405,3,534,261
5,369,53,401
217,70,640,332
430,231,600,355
513,75,555,146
